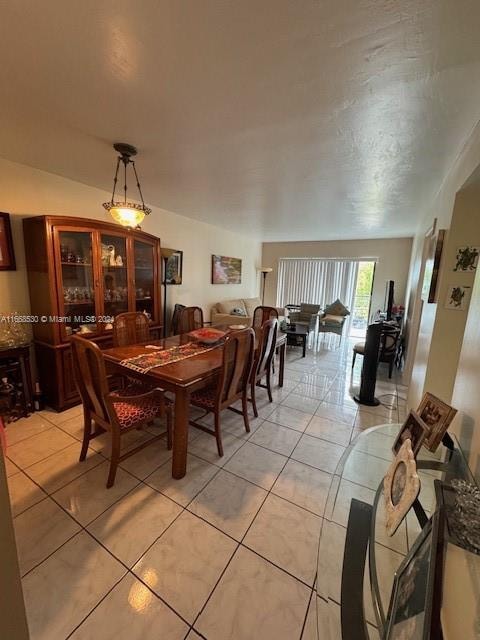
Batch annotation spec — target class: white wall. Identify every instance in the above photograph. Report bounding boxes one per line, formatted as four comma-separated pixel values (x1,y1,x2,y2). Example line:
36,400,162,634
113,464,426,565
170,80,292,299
407,120,480,410
262,238,413,316
0,158,262,322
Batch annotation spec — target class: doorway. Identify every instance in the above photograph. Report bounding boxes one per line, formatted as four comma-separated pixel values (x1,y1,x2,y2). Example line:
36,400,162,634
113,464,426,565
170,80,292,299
349,261,375,338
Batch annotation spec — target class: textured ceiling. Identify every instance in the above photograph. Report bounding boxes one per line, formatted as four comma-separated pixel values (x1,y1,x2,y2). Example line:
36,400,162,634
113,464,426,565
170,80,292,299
1,1,480,240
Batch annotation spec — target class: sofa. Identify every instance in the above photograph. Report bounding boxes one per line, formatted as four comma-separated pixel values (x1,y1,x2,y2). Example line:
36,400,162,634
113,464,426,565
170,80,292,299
211,297,285,326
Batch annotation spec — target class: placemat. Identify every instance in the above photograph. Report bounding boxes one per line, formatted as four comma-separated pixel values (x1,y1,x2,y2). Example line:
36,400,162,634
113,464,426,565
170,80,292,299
119,341,218,373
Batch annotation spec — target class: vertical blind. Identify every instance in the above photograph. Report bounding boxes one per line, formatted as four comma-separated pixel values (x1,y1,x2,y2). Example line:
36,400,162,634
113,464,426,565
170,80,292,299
276,258,360,316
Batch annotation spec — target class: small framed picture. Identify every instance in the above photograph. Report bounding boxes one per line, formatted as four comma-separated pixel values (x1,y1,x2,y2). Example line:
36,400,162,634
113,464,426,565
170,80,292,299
454,246,479,272
392,411,428,457
0,212,16,271
384,439,421,536
165,250,183,285
385,508,445,639
445,284,470,310
417,392,457,452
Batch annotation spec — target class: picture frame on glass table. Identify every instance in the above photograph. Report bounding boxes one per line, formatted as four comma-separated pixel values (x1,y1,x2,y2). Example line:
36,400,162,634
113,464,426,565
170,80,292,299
417,392,457,453
384,438,421,537
385,508,445,640
392,410,428,457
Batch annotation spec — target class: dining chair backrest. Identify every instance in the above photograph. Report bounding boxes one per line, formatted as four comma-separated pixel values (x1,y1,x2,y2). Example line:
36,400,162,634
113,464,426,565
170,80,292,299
179,306,204,333
254,318,278,380
252,306,278,330
71,335,110,422
380,326,400,358
219,328,255,406
171,303,186,335
113,312,150,347
71,335,95,415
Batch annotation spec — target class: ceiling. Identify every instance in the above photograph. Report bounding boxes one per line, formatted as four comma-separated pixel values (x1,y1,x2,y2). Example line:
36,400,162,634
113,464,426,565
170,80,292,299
1,1,480,241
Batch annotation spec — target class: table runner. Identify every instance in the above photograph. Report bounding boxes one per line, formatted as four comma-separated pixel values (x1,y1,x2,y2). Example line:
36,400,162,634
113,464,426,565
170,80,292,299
119,341,218,373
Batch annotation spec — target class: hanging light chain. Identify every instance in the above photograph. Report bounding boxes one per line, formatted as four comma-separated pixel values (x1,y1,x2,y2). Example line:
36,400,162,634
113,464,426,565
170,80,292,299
110,156,121,205
131,160,149,214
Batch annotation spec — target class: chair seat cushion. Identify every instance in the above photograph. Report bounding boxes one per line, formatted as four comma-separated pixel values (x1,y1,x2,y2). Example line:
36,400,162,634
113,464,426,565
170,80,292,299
112,393,162,430
353,342,365,354
190,386,217,409
321,314,345,325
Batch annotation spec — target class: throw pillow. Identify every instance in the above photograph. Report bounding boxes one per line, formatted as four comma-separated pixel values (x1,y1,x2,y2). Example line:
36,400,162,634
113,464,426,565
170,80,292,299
231,307,246,316
324,299,350,316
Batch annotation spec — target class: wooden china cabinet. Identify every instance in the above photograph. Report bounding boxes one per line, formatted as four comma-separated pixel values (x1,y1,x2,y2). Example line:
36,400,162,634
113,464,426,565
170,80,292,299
23,216,162,410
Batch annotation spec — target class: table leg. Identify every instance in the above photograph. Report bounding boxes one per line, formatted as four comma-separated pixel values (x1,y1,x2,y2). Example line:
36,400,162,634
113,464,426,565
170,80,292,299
302,336,306,358
172,387,189,479
278,342,285,387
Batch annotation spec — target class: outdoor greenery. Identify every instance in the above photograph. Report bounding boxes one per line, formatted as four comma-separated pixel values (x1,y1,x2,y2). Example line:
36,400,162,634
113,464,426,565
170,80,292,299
351,262,375,330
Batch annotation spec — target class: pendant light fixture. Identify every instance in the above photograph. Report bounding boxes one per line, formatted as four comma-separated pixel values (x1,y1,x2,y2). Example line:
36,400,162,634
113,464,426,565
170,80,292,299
103,143,151,228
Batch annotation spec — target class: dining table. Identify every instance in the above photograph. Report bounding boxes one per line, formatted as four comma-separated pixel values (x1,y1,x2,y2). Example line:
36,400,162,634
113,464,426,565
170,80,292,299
103,328,287,479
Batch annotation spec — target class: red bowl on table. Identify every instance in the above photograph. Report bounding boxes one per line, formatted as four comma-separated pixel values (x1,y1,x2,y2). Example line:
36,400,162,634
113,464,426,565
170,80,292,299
188,327,227,344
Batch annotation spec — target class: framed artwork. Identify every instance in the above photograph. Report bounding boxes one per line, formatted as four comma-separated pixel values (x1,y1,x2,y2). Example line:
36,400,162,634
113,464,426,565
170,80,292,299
165,250,183,285
384,439,421,536
417,392,457,452
0,212,16,271
445,284,470,310
454,246,479,272
385,508,445,639
421,229,445,303
392,411,428,457
212,254,242,284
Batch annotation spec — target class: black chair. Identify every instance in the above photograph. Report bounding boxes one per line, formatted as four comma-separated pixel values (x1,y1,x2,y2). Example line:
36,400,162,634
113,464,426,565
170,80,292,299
171,304,186,336
352,325,400,378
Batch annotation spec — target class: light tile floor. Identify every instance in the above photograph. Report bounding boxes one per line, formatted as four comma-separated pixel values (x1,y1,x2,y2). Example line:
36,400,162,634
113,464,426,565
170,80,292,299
6,336,407,639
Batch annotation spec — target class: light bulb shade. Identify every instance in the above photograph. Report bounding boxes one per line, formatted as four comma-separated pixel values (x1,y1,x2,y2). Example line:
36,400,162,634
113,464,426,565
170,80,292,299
259,267,273,273
103,202,150,227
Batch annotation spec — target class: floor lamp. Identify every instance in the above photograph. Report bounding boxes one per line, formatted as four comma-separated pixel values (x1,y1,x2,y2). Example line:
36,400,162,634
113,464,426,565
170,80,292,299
259,267,273,305
161,248,176,338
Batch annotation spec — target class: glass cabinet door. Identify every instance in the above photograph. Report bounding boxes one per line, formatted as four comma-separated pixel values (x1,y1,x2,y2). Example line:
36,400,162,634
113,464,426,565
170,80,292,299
133,240,155,321
57,230,96,337
100,233,129,322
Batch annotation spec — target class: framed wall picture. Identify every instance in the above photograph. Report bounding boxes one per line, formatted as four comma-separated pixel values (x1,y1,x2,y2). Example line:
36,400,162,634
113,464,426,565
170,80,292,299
165,250,183,285
385,508,445,639
454,246,479,272
421,229,445,303
0,212,16,270
445,284,471,310
212,254,242,284
417,392,457,452
384,439,421,536
392,411,428,457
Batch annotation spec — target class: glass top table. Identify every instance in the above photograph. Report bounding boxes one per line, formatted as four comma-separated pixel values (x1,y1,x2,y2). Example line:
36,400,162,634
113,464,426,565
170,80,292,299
312,422,462,640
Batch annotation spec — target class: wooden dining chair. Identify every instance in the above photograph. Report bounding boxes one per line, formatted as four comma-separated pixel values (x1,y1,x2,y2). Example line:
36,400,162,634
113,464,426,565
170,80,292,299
189,328,255,456
71,335,172,488
113,311,150,347
252,305,278,330
250,318,278,417
178,306,204,333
